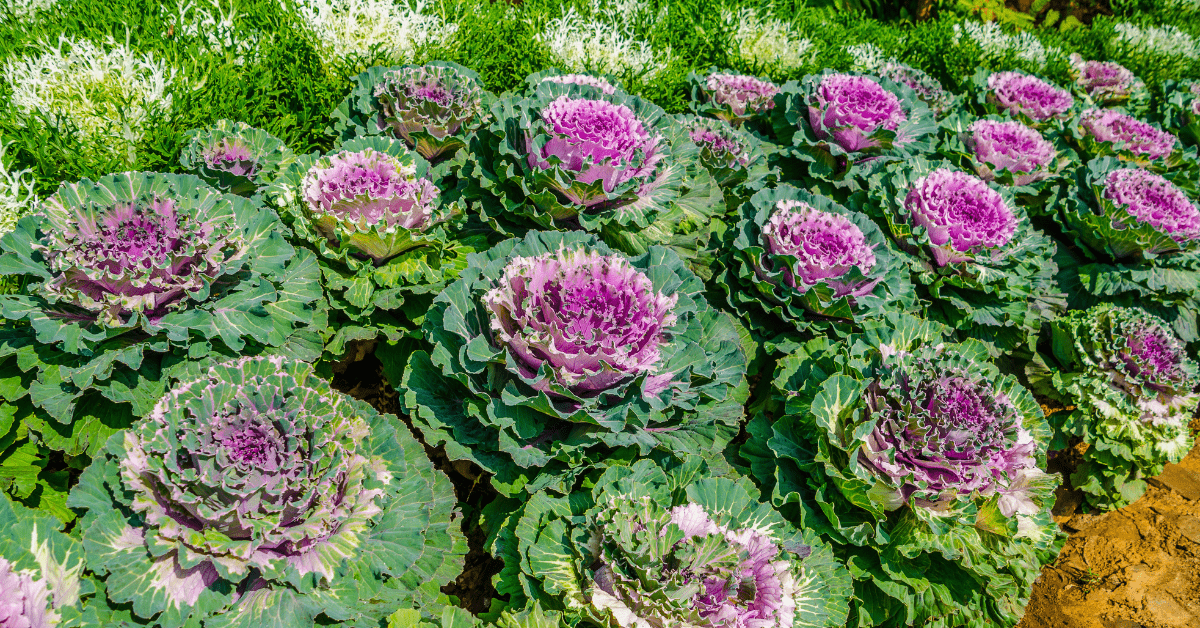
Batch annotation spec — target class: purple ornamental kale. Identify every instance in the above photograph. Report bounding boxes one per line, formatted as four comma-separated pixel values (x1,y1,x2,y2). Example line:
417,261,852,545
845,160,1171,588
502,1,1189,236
41,189,235,324
301,148,440,261
668,503,797,627
1069,54,1141,104
527,96,663,207
760,199,879,296
967,119,1056,186
702,73,779,123
372,64,488,161
202,137,257,177
986,72,1074,122
541,74,618,95
808,73,908,153
879,61,951,117
1121,321,1192,392
904,168,1017,267
483,248,678,398
0,558,54,628
688,122,750,169
1080,109,1177,161
861,358,1037,511
1103,168,1200,244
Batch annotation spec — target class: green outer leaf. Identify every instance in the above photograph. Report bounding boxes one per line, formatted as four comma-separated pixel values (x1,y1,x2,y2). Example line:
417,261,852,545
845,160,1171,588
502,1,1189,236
0,492,93,626
400,230,747,498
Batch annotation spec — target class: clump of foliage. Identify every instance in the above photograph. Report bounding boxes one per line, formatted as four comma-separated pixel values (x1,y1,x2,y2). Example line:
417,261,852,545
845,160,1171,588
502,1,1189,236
466,81,722,265
688,69,780,127
396,230,748,496
771,71,937,187
68,356,465,628
489,456,853,628
970,70,1075,129
742,313,1061,628
0,172,324,457
1036,305,1199,510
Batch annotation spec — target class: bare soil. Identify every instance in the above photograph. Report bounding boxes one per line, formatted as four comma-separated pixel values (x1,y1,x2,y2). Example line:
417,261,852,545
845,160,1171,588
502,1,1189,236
1019,432,1200,628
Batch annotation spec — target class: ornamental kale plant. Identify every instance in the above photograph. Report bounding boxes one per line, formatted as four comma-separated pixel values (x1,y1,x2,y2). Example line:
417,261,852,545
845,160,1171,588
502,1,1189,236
1055,158,1200,344
674,113,772,203
714,184,913,339
0,172,324,457
863,159,1062,355
1036,305,1199,510
875,61,953,119
489,457,852,628
467,81,721,265
328,61,492,164
68,356,465,628
178,120,296,198
1067,54,1149,113
688,69,780,127
1071,109,1190,170
973,70,1075,128
268,135,480,357
938,114,1073,216
394,231,748,496
741,314,1060,628
0,494,89,628
771,71,937,185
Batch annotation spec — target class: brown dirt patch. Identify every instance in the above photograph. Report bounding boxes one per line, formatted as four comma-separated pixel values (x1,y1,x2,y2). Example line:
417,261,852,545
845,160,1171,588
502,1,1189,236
1019,443,1200,628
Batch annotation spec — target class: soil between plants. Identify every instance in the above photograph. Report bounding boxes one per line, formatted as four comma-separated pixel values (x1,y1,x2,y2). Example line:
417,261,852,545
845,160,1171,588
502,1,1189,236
1018,430,1200,628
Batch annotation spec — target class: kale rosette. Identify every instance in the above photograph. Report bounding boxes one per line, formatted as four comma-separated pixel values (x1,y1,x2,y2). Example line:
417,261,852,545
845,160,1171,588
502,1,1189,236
268,134,483,358
489,457,852,628
770,70,937,188
464,81,723,267
714,184,914,341
862,158,1064,356
178,119,296,198
1036,305,1199,510
1054,157,1200,345
68,356,465,628
395,230,748,496
937,113,1074,217
741,314,1060,628
0,172,324,456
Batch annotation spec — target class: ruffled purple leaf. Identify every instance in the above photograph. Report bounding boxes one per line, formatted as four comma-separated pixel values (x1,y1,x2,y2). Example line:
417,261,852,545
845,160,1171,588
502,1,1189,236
904,168,1017,266
0,558,55,628
760,199,879,297
967,119,1056,186
700,73,779,125
1080,108,1177,161
1103,168,1200,244
483,247,678,398
986,72,1074,122
526,95,663,207
807,73,907,153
